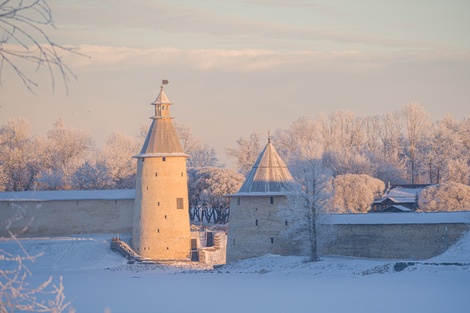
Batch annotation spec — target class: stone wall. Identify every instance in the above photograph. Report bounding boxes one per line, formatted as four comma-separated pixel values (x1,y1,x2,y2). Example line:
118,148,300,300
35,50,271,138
319,223,469,260
0,199,134,238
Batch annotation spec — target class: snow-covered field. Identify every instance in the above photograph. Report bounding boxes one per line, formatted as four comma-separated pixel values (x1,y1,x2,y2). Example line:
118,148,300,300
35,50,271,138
1,233,470,313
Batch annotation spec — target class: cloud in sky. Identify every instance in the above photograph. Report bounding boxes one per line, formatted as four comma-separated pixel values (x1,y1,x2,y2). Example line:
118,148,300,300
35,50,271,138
1,0,470,164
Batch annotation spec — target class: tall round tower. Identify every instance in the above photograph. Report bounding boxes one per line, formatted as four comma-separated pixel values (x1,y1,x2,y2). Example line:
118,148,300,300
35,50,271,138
132,81,190,260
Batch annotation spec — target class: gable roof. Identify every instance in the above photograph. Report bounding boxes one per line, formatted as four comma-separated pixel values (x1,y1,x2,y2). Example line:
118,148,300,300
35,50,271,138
236,141,293,195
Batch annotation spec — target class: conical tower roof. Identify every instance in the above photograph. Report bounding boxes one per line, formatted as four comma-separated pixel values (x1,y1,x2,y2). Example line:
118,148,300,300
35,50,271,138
237,140,293,194
134,84,187,158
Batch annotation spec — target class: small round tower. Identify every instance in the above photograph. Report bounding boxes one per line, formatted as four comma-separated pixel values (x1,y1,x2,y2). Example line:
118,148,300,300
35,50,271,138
226,139,301,262
132,81,190,260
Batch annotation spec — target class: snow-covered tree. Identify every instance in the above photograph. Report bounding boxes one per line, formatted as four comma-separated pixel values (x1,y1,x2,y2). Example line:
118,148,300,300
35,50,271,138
0,118,36,191
322,149,375,176
37,119,94,190
97,131,140,189
174,122,220,168
319,110,365,152
0,164,6,191
419,182,470,212
187,143,219,168
226,132,263,176
71,160,113,190
274,116,324,164
402,102,431,184
188,167,244,224
333,174,385,213
421,117,463,184
286,158,333,261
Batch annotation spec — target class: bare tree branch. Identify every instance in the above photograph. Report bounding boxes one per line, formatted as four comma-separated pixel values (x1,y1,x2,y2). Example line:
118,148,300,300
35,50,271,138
0,0,84,93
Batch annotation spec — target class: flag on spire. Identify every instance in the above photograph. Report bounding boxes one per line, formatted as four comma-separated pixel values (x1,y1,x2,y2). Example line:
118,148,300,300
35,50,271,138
162,79,169,85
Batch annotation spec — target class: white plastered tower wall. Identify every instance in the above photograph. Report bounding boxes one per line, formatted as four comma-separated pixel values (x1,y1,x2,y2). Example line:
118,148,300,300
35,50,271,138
226,140,303,262
132,83,191,260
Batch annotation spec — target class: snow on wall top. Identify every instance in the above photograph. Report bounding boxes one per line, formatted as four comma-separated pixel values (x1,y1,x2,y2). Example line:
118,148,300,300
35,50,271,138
321,212,470,225
237,141,294,194
0,189,136,201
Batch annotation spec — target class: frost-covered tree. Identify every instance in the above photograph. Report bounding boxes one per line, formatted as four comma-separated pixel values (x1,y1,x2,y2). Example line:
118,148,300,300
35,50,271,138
274,116,324,163
36,119,93,190
226,132,262,176
421,117,463,184
188,167,244,224
287,158,333,261
187,143,219,168
0,118,36,191
333,174,385,213
402,102,431,184
97,131,140,189
319,110,365,152
0,164,6,191
71,160,113,190
322,149,375,176
174,122,219,168
419,182,470,212
0,231,72,312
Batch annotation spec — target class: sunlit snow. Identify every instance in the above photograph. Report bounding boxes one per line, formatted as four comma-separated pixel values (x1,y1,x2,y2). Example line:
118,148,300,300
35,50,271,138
1,232,469,313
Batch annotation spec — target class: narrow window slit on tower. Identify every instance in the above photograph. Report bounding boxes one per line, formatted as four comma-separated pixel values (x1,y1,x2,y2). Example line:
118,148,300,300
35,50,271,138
270,197,274,204
162,157,166,161
271,237,274,244
255,219,258,226
155,172,158,177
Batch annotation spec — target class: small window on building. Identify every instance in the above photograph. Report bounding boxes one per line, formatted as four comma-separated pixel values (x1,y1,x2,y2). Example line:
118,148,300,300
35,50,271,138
271,237,274,244
237,197,240,205
157,229,160,233
233,239,236,245
177,198,184,209
76,201,79,206
115,200,118,205
255,219,258,226
157,202,160,206
155,172,158,177
285,220,288,226
146,186,149,190
181,172,184,177
162,157,166,162
167,247,169,250
270,197,274,204
165,215,167,219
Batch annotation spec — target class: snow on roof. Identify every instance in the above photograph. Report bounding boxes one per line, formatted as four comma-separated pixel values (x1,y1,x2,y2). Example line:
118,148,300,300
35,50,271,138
321,212,470,225
0,189,136,201
387,197,416,203
237,141,293,194
383,205,413,212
